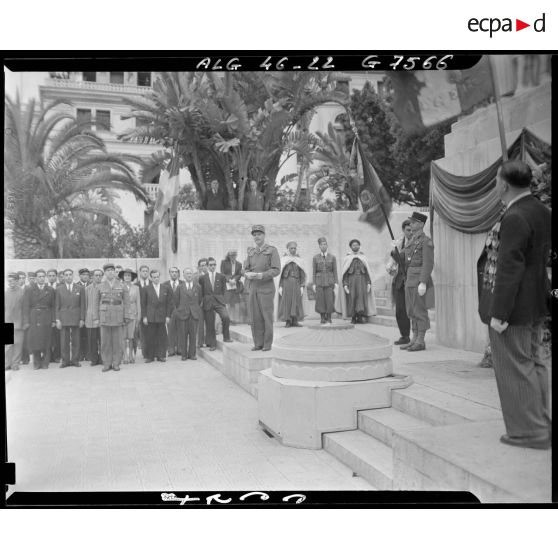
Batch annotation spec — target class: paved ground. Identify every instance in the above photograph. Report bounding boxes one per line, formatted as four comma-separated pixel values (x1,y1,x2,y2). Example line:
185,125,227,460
6,340,372,493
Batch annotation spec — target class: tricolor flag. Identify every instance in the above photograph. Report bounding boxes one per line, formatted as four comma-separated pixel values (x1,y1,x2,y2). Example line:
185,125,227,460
389,56,515,134
152,154,180,228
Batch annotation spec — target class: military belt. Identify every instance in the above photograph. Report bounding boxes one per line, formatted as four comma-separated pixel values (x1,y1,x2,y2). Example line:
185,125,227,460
101,300,122,305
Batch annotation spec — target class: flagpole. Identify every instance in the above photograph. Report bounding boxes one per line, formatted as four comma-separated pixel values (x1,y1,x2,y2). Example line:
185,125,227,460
488,55,508,162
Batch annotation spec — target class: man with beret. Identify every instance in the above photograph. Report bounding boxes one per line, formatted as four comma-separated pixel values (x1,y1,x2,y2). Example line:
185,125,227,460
92,263,131,372
244,225,281,351
85,269,103,366
401,212,435,352
47,268,61,362
5,272,25,371
23,269,55,369
55,269,86,367
311,237,338,324
77,268,91,361
477,161,551,449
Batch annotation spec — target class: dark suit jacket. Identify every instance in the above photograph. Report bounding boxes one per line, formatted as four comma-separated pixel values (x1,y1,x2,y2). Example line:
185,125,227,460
163,279,185,309
55,283,85,326
175,283,203,320
199,272,227,310
205,188,227,210
478,195,551,325
141,282,173,323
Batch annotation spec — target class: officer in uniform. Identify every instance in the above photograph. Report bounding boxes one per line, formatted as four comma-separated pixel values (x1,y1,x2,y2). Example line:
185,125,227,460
244,225,281,351
92,263,131,372
401,212,435,351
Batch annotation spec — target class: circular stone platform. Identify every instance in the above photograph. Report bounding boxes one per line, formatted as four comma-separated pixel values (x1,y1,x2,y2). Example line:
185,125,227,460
271,323,393,382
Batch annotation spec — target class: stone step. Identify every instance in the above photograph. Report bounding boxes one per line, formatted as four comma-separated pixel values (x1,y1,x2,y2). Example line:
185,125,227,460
368,312,436,331
376,306,395,317
375,297,389,307
198,346,224,372
323,430,391,490
374,290,390,299
229,328,253,345
392,420,552,502
358,407,431,447
391,384,502,427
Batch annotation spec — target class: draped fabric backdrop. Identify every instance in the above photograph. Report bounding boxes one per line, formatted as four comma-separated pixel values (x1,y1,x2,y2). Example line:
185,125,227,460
430,128,551,234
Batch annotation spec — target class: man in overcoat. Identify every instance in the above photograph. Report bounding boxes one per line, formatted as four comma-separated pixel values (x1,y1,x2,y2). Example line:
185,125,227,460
23,269,55,369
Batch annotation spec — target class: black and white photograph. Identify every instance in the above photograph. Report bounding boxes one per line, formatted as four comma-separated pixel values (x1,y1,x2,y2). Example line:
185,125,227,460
3,52,553,507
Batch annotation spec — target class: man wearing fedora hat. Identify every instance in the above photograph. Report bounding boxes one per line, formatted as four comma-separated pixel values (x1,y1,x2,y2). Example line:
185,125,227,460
92,263,131,372
244,225,281,351
401,212,435,352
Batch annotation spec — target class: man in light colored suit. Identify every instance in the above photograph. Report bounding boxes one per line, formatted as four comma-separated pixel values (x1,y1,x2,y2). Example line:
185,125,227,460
85,269,103,366
175,268,203,360
477,160,551,450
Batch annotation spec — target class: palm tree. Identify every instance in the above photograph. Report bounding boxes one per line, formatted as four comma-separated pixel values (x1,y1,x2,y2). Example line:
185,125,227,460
4,94,147,258
309,123,361,210
119,71,349,210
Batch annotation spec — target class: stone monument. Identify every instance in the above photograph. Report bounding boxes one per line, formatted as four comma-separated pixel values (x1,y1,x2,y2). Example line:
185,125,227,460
258,323,412,449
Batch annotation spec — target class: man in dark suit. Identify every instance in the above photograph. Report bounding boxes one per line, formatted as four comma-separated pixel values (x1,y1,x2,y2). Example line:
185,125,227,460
175,268,203,360
23,269,55,370
140,269,173,362
55,269,86,367
477,160,551,450
137,264,151,356
194,258,208,347
205,179,227,210
199,257,233,350
77,268,91,361
163,266,184,356
46,268,61,362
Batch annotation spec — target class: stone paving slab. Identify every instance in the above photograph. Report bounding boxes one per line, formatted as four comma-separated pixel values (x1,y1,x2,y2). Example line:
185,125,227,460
6,355,371,493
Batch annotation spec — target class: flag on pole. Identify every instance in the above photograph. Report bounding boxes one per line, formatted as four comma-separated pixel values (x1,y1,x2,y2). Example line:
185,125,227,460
351,138,394,238
389,56,516,134
152,153,180,228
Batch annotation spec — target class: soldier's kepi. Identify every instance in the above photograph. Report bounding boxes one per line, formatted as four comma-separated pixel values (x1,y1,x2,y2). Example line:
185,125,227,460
244,225,281,351
92,263,132,371
401,212,435,351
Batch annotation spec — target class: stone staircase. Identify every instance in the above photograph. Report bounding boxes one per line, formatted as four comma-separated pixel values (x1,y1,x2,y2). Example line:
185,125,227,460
370,289,436,332
323,383,550,501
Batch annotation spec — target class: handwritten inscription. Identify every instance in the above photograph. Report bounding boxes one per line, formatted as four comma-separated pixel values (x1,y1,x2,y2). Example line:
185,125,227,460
161,492,306,505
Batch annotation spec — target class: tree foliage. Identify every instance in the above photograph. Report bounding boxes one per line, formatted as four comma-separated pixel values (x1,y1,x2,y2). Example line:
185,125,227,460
4,94,148,258
119,71,348,211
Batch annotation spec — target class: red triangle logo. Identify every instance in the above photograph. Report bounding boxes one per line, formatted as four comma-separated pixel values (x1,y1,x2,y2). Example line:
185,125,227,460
516,19,530,31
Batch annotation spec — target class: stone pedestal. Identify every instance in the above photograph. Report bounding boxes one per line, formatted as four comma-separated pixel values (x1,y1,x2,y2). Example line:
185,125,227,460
257,323,412,449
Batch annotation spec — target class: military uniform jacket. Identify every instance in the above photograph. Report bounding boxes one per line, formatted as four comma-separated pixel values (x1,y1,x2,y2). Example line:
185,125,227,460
312,253,338,287
55,283,86,326
175,282,203,320
23,284,55,347
92,279,131,326
245,244,281,291
404,231,435,309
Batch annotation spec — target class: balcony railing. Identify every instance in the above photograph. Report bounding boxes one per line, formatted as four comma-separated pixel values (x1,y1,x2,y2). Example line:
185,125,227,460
44,78,153,95
144,183,159,200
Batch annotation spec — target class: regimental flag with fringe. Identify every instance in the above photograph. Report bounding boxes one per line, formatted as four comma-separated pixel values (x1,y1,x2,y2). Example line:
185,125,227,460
389,56,515,134
152,153,180,228
350,137,394,239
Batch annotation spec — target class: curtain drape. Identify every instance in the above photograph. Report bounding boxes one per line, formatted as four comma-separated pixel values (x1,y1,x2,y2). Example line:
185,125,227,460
430,128,550,234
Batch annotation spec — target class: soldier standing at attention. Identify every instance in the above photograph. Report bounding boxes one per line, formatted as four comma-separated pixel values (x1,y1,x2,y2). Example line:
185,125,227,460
244,225,281,351
312,237,338,324
93,263,131,372
401,212,435,352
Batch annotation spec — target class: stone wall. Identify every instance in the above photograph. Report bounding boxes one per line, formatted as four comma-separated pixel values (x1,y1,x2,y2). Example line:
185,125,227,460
433,80,551,352
160,209,412,319
4,258,162,279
